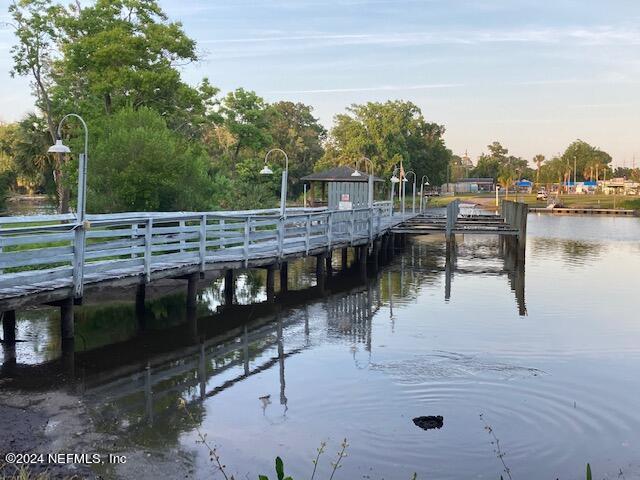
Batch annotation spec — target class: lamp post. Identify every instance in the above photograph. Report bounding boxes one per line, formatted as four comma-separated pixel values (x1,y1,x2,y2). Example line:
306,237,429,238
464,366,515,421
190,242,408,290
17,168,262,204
260,148,289,217
390,166,400,215
351,157,375,208
48,113,89,221
420,175,430,212
405,170,416,214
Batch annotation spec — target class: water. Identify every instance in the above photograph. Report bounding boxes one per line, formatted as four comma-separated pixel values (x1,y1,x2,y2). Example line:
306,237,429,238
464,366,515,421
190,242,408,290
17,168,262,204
2,214,640,479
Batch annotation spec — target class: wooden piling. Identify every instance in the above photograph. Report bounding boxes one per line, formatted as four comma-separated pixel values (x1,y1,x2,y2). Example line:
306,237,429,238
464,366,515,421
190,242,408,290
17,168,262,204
135,284,146,330
266,265,276,303
2,310,16,344
224,269,234,305
358,246,368,279
60,297,74,345
325,251,333,276
187,273,198,310
341,248,348,270
370,239,381,272
316,254,326,286
279,262,288,294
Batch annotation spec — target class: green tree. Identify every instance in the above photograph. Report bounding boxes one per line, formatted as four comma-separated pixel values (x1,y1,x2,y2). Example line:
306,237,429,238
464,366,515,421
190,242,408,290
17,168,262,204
533,154,545,186
561,140,612,182
319,100,450,184
267,101,326,196
53,0,201,118
8,0,70,210
472,141,528,181
85,107,213,213
220,88,272,164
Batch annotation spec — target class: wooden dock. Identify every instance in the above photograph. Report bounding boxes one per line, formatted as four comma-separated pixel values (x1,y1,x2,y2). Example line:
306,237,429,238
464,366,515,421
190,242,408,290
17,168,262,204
0,199,529,349
392,200,528,240
529,207,636,216
0,203,406,310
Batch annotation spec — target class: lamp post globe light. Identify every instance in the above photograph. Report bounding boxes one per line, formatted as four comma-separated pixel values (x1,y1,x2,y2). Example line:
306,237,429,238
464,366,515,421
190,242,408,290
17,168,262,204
420,175,430,212
390,165,400,215
260,148,289,217
48,113,89,221
405,170,417,214
400,173,413,217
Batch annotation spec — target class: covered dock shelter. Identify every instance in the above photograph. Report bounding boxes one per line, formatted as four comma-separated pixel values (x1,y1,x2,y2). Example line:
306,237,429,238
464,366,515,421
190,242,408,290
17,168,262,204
302,166,384,210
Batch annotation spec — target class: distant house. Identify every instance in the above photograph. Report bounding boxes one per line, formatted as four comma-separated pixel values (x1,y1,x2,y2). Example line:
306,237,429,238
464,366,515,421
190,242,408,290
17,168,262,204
516,179,533,193
441,177,495,194
601,178,639,195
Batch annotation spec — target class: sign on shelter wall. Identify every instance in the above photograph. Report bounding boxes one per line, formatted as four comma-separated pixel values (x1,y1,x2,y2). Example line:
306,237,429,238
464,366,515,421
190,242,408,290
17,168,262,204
338,193,353,210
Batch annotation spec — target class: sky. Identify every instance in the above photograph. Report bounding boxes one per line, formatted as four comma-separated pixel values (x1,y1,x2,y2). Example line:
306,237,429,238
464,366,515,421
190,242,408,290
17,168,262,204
1,0,639,166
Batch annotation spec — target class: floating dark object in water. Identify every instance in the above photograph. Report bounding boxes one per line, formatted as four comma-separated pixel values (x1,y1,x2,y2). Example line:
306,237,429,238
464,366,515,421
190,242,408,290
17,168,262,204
413,416,444,430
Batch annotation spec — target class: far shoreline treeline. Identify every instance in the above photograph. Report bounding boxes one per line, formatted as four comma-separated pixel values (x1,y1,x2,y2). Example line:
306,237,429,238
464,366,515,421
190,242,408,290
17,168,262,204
0,0,633,215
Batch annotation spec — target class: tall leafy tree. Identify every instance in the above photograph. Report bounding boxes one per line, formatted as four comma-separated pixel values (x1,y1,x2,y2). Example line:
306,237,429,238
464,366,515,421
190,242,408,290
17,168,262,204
220,88,272,164
54,0,200,118
267,101,326,196
8,0,70,211
320,100,450,184
472,141,528,181
561,140,612,182
85,107,213,213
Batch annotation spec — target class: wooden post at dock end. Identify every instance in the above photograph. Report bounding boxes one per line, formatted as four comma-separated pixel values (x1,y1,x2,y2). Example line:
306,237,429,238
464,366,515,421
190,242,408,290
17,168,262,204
279,262,288,294
266,265,276,303
60,297,74,346
517,202,528,249
503,200,528,250
341,248,349,270
2,310,16,344
445,199,460,244
224,269,235,306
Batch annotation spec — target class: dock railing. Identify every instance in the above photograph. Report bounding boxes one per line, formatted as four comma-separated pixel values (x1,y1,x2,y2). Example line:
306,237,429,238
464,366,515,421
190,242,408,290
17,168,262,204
1,201,396,300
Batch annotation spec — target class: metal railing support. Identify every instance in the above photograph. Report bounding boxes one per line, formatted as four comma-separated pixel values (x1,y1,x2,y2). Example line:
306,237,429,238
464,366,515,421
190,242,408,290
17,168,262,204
277,216,284,258
144,218,153,282
305,214,311,254
244,216,251,267
199,214,207,272
72,222,86,299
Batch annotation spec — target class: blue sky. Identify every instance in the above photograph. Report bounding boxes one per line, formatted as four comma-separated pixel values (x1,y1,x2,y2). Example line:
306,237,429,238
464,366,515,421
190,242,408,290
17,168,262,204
1,0,639,165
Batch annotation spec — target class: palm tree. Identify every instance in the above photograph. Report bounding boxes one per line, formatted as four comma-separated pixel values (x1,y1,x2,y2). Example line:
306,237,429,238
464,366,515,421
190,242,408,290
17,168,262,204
533,154,545,187
498,166,516,199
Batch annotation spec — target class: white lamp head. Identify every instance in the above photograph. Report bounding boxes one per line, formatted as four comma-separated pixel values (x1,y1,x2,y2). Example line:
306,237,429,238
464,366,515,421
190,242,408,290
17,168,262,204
260,164,273,175
391,175,400,184
402,177,408,183
425,181,430,186
48,139,71,154
351,169,362,177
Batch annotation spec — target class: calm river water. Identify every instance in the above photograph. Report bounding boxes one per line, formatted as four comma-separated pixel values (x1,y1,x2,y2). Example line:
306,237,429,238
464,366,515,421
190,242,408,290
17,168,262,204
3,214,640,479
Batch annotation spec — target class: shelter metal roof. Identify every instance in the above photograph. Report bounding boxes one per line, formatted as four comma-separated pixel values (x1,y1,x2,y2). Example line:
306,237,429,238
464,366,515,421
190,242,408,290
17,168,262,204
302,166,384,183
